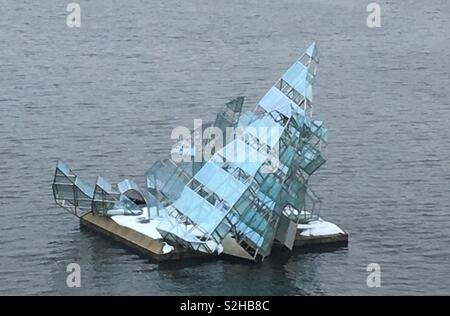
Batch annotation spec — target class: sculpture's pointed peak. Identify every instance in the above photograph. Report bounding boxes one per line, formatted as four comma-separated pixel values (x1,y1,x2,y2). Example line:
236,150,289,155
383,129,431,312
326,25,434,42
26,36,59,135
305,42,319,62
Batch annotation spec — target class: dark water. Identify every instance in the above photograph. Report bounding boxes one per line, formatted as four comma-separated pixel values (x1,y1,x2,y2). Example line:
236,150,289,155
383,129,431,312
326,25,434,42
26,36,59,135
1,0,449,295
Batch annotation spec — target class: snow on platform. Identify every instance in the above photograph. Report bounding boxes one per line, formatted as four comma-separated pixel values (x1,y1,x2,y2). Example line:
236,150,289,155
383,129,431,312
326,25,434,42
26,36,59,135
110,208,165,242
109,207,347,257
297,218,345,237
162,243,174,254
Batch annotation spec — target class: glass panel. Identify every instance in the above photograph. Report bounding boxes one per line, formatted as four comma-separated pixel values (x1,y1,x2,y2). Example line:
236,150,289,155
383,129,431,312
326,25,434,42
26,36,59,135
258,86,293,117
173,187,224,233
194,161,248,206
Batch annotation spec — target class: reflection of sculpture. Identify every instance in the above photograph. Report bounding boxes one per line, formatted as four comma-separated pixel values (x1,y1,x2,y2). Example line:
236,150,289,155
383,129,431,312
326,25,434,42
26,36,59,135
52,43,331,262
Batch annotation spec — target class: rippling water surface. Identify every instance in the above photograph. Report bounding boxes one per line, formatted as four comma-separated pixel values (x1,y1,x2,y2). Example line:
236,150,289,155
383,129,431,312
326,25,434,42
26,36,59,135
0,0,449,295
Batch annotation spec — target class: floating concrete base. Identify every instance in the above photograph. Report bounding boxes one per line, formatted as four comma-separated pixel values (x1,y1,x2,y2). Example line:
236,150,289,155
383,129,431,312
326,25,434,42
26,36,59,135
80,212,207,261
80,212,348,262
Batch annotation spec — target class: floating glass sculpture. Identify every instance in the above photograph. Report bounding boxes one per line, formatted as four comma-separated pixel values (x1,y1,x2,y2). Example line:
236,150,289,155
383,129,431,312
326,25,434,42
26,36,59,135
52,43,330,261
